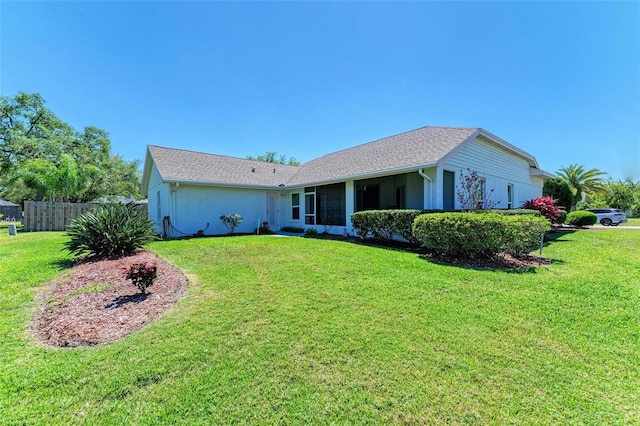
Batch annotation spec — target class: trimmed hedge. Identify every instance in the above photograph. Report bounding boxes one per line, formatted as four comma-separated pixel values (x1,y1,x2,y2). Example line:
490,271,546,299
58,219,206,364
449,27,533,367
566,211,597,227
412,212,550,259
500,214,551,257
351,209,430,244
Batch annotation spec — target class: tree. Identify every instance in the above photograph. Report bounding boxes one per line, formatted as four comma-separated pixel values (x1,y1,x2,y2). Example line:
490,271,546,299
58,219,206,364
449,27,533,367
601,179,636,212
247,151,300,165
543,177,574,211
1,92,75,174
556,164,607,211
13,154,80,201
0,92,141,203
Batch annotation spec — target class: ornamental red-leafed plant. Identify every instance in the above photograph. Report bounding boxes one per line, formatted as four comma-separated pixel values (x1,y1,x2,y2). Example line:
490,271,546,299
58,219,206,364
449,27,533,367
522,196,562,223
125,263,158,294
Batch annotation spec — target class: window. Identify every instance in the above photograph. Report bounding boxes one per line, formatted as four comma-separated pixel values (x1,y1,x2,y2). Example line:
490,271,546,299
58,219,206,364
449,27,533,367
291,193,300,220
156,191,161,222
316,183,346,226
507,184,514,209
305,191,315,224
301,183,346,226
395,186,405,209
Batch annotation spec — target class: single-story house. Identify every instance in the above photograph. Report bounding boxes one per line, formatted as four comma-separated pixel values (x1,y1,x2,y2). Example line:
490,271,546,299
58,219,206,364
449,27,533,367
142,126,554,236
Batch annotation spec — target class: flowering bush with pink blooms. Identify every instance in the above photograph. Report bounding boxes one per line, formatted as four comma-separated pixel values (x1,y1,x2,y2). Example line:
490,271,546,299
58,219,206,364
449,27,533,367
125,263,158,294
521,196,562,223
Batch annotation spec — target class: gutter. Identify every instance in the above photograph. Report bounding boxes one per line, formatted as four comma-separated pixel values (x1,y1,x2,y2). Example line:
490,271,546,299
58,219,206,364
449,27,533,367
162,179,287,190
418,168,433,208
418,168,432,182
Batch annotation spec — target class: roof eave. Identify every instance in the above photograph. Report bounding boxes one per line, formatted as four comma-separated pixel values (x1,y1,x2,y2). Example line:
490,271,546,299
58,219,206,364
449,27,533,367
141,147,153,196
162,179,285,190
284,163,439,188
530,168,555,179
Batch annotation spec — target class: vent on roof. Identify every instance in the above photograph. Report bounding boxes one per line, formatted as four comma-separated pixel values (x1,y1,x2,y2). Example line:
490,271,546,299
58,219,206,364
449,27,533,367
273,168,276,173
251,167,255,172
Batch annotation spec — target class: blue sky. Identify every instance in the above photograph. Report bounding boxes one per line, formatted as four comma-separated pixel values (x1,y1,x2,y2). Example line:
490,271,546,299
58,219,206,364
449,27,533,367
2,1,639,182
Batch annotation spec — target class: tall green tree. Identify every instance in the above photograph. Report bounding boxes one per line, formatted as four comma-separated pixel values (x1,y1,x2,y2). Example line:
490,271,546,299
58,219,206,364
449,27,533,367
1,92,141,202
543,177,574,211
1,92,74,174
601,179,637,212
13,154,81,202
247,151,300,165
556,164,607,211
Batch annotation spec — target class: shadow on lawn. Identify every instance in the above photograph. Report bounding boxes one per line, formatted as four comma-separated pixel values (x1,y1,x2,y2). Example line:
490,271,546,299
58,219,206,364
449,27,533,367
48,258,75,270
544,229,577,245
345,233,570,273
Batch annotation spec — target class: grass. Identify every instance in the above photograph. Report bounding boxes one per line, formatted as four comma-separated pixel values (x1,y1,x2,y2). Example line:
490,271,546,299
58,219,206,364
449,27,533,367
621,217,640,226
1,228,639,424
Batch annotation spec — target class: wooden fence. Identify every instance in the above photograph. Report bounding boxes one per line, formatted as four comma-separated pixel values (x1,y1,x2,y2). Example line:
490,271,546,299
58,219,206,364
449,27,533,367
23,201,149,232
24,201,92,232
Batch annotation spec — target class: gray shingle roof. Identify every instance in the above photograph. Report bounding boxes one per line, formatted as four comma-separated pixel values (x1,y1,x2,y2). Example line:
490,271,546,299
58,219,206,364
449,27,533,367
147,146,300,187
287,126,479,185
0,199,20,207
145,126,527,190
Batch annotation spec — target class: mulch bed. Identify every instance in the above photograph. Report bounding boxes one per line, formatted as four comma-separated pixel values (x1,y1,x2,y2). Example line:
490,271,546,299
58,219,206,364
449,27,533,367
32,250,188,348
339,236,550,269
420,252,551,269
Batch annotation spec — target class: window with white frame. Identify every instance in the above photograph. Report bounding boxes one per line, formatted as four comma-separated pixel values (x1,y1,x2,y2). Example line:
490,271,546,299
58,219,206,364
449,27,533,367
304,187,315,225
291,193,300,220
156,191,161,222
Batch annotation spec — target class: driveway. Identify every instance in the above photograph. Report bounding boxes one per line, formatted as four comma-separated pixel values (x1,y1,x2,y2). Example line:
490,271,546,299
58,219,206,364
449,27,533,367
590,224,640,229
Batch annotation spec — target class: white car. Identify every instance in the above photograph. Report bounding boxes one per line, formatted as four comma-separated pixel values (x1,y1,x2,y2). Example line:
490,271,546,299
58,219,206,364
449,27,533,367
587,208,628,226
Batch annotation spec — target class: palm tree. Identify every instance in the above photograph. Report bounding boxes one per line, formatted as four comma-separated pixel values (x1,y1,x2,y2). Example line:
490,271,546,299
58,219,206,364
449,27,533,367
556,164,607,211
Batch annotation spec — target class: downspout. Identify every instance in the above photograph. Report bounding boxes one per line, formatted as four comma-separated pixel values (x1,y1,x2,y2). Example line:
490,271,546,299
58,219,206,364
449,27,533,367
171,182,179,236
418,168,432,209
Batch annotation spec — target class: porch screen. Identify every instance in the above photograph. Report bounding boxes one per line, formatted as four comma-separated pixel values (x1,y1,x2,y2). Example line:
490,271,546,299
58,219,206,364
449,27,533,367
316,183,346,226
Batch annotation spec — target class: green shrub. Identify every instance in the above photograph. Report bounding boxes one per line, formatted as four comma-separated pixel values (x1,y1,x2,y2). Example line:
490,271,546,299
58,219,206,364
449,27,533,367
304,228,318,237
255,224,273,235
543,177,574,211
350,209,426,244
556,209,567,224
412,212,550,259
220,213,243,234
64,203,157,258
566,211,597,227
280,226,305,233
500,215,550,257
413,213,504,259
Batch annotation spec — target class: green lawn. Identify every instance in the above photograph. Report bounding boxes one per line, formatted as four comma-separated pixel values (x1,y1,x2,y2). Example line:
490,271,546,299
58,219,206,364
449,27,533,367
1,229,639,424
622,217,640,226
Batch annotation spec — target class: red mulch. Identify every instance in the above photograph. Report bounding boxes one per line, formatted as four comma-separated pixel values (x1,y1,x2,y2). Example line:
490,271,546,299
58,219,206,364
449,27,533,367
32,250,188,348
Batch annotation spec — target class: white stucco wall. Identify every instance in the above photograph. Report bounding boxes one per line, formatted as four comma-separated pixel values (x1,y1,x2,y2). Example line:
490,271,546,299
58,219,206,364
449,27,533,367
146,163,171,234
278,189,303,230
441,137,544,209
167,185,269,235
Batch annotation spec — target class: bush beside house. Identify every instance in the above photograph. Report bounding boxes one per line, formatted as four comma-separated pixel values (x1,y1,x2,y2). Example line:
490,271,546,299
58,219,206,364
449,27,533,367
412,212,550,260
